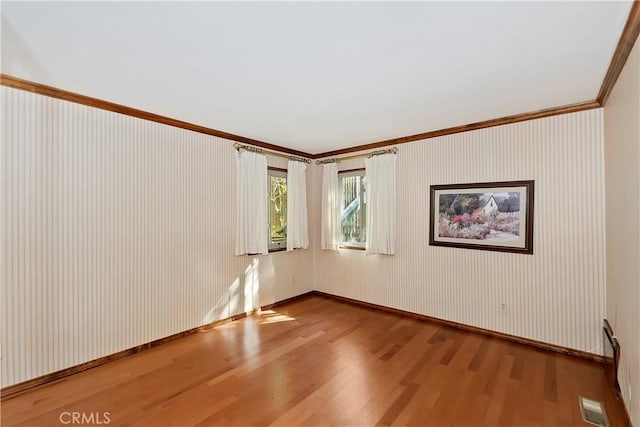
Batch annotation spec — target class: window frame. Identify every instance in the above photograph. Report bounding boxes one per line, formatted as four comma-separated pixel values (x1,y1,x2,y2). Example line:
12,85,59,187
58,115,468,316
338,168,367,251
268,167,288,253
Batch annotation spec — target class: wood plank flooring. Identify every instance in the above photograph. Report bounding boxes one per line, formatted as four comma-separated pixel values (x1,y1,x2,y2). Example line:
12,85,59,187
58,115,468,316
1,295,628,426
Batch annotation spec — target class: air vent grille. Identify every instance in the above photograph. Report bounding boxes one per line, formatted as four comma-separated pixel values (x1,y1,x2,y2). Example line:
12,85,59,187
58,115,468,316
579,397,609,427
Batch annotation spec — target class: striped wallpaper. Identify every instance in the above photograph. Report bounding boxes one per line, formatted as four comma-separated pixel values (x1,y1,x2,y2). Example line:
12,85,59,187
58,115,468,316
311,109,606,355
0,85,606,388
0,87,314,387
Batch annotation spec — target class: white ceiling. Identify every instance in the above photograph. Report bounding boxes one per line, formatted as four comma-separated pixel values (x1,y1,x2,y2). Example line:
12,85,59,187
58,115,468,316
1,1,632,154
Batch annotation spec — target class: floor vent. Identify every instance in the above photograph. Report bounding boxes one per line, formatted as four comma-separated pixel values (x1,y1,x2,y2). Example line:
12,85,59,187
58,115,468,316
579,397,609,427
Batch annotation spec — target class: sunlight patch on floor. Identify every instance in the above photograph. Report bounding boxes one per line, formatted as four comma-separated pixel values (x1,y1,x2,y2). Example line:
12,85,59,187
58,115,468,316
256,309,296,325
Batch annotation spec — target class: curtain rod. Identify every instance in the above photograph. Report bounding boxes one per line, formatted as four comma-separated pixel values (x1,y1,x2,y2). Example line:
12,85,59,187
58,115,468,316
233,143,311,163
315,147,398,165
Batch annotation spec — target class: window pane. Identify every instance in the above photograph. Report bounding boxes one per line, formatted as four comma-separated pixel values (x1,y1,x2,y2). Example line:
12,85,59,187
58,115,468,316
269,173,287,249
340,174,366,246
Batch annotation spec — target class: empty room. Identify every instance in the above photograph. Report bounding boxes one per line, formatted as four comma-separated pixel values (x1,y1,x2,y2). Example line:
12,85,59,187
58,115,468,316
1,1,639,426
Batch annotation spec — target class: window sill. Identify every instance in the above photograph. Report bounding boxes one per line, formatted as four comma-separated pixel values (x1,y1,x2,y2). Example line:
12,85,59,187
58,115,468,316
339,245,366,251
268,247,287,253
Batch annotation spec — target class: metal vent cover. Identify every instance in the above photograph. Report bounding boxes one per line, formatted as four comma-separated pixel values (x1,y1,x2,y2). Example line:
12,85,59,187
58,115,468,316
579,397,609,427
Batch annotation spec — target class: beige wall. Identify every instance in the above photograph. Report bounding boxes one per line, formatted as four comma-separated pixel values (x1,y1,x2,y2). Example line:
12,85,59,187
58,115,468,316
0,71,627,410
312,109,607,355
604,39,640,425
0,87,314,387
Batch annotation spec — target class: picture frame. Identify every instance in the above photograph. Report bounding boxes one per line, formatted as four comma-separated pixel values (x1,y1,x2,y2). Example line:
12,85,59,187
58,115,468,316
429,180,534,254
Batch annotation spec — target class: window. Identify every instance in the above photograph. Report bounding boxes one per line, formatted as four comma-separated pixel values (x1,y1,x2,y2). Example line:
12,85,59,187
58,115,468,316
268,168,287,251
339,169,366,249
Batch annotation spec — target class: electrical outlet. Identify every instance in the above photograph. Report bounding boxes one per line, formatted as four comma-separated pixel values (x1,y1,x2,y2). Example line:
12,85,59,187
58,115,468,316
501,303,507,312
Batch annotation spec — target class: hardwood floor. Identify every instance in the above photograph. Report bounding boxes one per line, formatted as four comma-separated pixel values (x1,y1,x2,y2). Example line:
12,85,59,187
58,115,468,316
1,295,628,426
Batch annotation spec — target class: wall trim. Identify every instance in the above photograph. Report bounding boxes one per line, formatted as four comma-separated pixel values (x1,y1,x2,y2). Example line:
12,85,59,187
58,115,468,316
0,290,614,401
597,1,640,106
0,74,601,160
310,291,606,364
311,295,638,420
313,1,640,159
2,1,638,159
0,73,607,161
0,312,250,399
312,101,601,158
0,74,314,159
0,292,314,400
259,292,316,311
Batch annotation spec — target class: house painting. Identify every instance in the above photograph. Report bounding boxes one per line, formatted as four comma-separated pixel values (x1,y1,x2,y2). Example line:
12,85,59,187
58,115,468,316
448,193,501,216
481,194,499,215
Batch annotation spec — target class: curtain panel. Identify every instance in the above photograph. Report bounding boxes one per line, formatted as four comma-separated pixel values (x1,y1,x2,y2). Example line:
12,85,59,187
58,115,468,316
286,160,309,251
320,163,340,251
365,153,397,255
235,150,268,255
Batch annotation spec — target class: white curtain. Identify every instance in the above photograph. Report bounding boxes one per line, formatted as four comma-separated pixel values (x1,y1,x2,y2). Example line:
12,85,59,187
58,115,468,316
320,163,340,251
235,150,268,256
365,153,397,255
286,160,309,251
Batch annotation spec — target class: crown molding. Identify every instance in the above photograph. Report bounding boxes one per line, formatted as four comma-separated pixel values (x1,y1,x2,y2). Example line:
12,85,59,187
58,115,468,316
312,100,601,159
597,1,640,106
0,74,314,159
315,1,639,159
2,1,638,159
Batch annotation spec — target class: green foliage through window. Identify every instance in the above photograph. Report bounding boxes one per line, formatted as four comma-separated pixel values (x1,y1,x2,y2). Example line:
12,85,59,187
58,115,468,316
269,170,287,250
340,171,366,248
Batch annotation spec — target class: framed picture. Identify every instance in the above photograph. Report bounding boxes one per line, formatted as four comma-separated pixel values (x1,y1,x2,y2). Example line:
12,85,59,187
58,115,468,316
429,180,534,254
